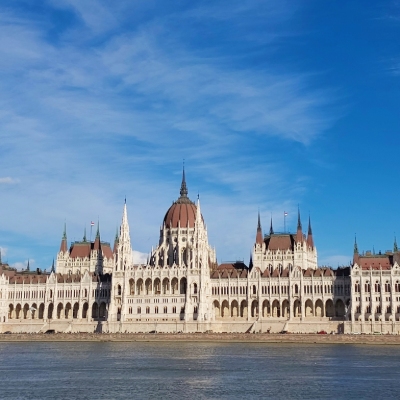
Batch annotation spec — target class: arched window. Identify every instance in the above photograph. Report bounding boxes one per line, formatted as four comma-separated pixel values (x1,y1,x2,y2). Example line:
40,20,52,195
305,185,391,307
253,285,256,295
137,307,141,314
193,283,198,294
117,285,121,296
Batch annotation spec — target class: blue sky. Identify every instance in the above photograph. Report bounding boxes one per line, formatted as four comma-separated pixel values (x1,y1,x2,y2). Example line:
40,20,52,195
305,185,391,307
1,0,400,270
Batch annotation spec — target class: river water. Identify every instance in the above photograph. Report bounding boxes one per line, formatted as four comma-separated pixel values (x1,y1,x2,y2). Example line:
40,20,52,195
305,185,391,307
0,342,399,399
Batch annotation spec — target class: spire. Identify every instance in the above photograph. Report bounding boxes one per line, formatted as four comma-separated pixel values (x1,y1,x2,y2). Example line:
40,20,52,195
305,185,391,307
296,207,303,243
196,194,202,225
297,207,302,231
395,236,398,253
354,235,358,254
180,164,188,198
256,211,263,245
306,215,314,248
60,223,68,253
51,258,55,273
27,259,30,272
269,216,274,235
93,220,101,251
117,200,133,268
83,227,87,242
113,226,119,253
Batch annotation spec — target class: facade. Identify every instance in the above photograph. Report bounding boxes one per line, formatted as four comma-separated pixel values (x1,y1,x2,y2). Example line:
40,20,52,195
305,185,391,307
0,171,399,334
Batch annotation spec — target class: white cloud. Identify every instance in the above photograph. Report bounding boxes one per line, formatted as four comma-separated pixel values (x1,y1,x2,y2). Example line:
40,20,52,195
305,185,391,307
11,259,34,271
133,250,148,265
0,177,19,184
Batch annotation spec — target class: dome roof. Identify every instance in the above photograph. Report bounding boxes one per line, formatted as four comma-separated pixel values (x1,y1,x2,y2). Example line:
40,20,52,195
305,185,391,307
163,168,198,229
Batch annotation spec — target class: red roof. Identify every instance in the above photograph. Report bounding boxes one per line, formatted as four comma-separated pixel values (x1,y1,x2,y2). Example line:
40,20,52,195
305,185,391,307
265,235,294,251
163,201,197,228
358,256,392,270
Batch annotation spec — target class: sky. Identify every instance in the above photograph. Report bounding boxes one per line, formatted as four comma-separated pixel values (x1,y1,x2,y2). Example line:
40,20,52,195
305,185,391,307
1,0,400,271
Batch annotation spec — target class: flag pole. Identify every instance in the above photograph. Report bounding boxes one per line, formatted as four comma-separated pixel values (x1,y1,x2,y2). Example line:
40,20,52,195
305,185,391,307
284,211,286,233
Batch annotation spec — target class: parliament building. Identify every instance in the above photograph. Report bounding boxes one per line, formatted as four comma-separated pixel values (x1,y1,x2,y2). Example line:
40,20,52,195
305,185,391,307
1,170,399,334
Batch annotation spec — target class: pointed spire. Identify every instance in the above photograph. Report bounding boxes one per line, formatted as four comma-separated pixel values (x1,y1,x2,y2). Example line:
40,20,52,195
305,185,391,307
395,236,398,253
296,207,303,243
256,211,263,245
27,259,30,272
180,164,188,198
51,258,55,273
297,207,302,231
196,194,202,225
354,235,358,254
307,215,314,248
113,226,119,253
60,223,68,253
93,220,101,251
269,216,274,235
83,227,87,242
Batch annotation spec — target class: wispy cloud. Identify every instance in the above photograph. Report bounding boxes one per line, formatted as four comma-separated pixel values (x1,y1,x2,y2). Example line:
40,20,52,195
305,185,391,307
0,177,19,184
0,0,341,266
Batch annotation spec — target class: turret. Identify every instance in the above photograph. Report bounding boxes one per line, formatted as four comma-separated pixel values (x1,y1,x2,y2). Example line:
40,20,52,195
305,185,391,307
353,235,359,264
60,223,68,253
306,216,314,248
256,211,263,245
296,208,303,243
113,227,119,254
93,221,101,251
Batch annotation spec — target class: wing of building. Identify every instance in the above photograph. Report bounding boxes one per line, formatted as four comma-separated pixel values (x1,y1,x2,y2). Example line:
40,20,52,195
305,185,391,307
0,171,398,334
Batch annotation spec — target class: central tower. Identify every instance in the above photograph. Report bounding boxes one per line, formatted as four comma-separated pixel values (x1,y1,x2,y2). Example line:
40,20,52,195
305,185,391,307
149,167,216,321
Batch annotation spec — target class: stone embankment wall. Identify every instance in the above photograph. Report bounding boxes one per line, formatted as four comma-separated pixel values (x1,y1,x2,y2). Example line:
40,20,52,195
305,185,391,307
3,319,400,335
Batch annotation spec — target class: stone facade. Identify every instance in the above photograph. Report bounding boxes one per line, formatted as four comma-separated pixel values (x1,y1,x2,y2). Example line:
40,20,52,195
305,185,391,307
1,171,399,334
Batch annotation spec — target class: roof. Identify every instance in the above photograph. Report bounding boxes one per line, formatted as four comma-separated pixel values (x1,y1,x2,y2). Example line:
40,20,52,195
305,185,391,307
69,241,113,260
264,234,295,251
356,255,392,270
211,262,248,279
163,201,198,229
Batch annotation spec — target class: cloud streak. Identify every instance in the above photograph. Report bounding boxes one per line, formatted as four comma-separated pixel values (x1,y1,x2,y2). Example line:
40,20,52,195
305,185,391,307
0,0,340,266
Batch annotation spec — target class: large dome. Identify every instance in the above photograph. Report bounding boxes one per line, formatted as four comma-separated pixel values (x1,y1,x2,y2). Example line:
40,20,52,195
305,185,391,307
163,169,198,229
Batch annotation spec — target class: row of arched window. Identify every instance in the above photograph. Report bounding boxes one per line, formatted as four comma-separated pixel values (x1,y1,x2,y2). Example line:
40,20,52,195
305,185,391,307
354,281,400,293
